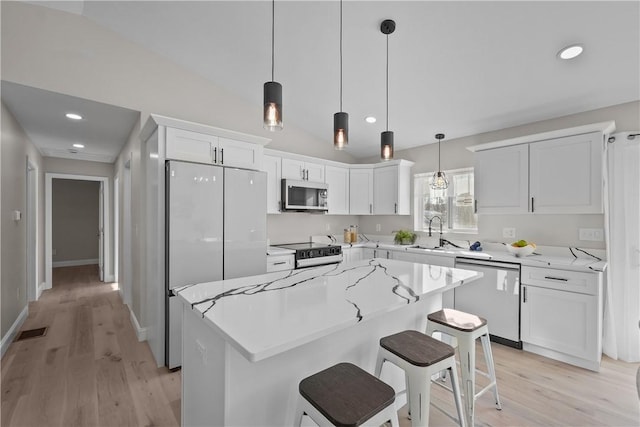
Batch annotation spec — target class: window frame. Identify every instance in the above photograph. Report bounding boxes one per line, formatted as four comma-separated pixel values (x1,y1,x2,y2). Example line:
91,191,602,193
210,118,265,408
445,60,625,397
413,167,478,234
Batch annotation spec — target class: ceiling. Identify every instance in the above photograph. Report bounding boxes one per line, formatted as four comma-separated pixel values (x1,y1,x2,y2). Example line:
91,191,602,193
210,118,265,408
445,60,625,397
1,81,140,163
15,1,640,159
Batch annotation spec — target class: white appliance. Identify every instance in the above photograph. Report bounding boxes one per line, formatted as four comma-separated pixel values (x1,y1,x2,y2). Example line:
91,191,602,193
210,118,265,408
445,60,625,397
166,161,267,368
454,258,521,348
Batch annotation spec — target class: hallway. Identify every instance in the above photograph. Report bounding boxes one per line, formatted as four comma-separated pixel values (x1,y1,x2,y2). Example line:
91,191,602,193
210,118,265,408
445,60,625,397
1,266,181,427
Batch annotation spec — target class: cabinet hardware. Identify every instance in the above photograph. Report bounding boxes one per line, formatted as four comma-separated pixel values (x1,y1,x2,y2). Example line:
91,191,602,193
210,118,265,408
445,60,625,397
272,261,287,266
373,250,377,258
213,147,217,163
544,276,568,282
369,204,372,214
474,199,478,214
394,203,397,214
305,169,309,180
523,286,527,303
531,197,535,212
220,148,224,164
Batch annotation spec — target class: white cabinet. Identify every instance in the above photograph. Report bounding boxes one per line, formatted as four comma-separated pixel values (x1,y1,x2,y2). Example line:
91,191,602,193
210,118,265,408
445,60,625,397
475,144,529,214
342,247,364,264
166,128,263,170
474,130,604,214
529,132,602,214
282,158,324,182
267,254,294,272
393,251,455,267
521,266,602,371
373,163,412,215
349,168,374,215
263,155,282,214
325,166,350,215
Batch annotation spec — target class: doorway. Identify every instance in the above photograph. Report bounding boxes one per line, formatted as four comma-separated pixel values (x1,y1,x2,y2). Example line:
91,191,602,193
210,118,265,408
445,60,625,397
45,173,110,289
122,157,133,307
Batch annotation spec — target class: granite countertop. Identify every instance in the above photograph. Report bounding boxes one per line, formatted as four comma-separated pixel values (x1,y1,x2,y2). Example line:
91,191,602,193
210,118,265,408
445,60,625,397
176,258,482,362
266,246,295,256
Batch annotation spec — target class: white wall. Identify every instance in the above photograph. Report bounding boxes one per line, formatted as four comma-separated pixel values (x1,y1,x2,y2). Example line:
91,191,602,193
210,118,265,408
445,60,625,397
1,102,44,338
358,101,640,249
52,179,100,263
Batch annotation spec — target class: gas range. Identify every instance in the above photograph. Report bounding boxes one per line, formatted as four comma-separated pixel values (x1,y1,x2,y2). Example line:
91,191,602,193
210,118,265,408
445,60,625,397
275,242,343,269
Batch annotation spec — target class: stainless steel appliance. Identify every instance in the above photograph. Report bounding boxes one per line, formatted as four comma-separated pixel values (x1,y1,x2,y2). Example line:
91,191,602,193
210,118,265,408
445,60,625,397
454,257,522,348
281,179,328,212
275,243,342,269
166,161,267,368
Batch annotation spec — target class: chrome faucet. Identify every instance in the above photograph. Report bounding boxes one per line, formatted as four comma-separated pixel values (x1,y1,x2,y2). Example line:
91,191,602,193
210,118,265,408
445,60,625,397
428,215,445,247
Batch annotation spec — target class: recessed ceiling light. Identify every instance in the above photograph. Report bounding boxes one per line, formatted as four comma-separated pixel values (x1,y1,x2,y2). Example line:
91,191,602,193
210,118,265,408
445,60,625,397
365,116,377,124
557,44,583,60
72,143,85,148
65,113,83,120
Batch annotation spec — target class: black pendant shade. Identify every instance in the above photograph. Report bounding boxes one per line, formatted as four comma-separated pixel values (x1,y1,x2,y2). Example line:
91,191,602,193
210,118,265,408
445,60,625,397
334,111,349,150
263,0,283,131
381,130,394,160
430,133,449,189
264,81,283,131
380,19,395,161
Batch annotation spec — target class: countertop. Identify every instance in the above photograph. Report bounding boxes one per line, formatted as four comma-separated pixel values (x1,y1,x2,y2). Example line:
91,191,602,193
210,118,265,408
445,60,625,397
176,258,482,362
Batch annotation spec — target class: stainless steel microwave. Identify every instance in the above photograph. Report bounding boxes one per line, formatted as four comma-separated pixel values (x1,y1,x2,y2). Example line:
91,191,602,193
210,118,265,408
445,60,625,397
281,179,328,212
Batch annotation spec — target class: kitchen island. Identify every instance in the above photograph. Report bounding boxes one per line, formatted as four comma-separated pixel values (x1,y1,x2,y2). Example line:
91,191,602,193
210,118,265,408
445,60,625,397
177,258,482,426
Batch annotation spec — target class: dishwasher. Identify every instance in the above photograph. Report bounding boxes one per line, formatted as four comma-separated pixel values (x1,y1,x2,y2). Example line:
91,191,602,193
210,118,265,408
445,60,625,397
454,257,522,349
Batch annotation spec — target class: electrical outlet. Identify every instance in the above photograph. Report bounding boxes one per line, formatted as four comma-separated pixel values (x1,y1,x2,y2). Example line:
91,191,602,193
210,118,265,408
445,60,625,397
52,248,57,256
503,227,516,239
16,287,20,300
579,228,604,241
376,224,381,232
325,223,331,231
195,340,207,365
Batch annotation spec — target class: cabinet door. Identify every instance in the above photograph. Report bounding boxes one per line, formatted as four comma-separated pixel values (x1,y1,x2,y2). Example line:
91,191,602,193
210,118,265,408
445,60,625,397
475,144,529,214
305,161,325,182
341,248,351,264
217,137,263,170
263,155,282,214
374,165,398,214
281,158,305,180
350,248,364,262
529,132,602,214
362,248,375,259
166,127,215,164
325,166,350,215
349,169,374,214
521,285,598,361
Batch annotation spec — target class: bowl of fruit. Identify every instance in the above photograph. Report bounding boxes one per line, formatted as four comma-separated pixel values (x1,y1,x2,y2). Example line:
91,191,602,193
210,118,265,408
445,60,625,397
506,240,536,257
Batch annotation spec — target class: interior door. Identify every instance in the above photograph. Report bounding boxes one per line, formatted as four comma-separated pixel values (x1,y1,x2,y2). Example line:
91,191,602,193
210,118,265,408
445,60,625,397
98,181,104,282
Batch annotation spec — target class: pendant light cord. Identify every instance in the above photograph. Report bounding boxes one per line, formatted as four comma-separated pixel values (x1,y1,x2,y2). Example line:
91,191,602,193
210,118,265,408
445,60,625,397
339,0,343,112
385,33,389,132
271,0,275,82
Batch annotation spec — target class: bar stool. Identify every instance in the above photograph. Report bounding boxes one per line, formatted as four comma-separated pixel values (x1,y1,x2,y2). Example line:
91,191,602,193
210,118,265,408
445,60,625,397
375,330,466,427
296,362,399,427
426,309,502,427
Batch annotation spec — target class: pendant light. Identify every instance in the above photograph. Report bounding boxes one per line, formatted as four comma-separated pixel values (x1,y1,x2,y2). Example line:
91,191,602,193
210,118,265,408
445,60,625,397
380,19,395,161
430,133,449,190
264,0,283,131
333,0,348,149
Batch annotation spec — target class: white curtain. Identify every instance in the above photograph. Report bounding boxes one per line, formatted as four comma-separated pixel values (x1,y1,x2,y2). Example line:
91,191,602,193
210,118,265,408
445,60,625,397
603,131,640,362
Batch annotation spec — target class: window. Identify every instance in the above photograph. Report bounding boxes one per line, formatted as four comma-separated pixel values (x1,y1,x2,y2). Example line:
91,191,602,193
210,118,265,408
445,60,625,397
414,168,477,233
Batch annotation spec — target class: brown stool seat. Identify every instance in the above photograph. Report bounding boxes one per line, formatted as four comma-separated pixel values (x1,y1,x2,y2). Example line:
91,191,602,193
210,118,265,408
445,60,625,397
427,308,487,332
380,330,454,367
299,362,396,427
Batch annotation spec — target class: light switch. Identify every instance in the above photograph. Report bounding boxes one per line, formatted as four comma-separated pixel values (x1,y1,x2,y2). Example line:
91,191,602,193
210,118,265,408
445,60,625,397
13,210,22,221
503,227,516,238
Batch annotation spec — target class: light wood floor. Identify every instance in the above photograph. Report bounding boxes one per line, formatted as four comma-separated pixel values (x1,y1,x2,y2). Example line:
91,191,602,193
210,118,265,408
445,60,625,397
1,265,181,427
2,265,639,426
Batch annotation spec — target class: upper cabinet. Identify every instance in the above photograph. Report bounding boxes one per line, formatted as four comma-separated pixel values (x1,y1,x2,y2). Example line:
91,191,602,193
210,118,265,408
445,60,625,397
373,162,412,215
263,155,282,214
471,122,614,215
159,119,268,171
325,165,350,215
349,168,374,215
282,158,325,182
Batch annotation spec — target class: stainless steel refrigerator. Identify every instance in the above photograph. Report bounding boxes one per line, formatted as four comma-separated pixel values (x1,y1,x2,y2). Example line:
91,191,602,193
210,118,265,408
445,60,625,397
166,161,267,368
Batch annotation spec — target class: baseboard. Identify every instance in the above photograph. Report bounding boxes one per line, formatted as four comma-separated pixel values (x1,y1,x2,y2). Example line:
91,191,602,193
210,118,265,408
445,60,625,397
37,282,46,298
129,305,147,342
105,274,115,283
523,342,601,372
1,305,29,359
52,258,98,268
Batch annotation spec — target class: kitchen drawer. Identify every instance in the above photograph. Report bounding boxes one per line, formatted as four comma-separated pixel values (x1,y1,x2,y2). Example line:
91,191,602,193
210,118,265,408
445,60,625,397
521,266,600,295
267,254,294,272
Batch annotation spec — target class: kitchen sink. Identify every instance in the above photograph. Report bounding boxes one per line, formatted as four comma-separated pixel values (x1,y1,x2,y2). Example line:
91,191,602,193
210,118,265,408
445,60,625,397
409,245,444,250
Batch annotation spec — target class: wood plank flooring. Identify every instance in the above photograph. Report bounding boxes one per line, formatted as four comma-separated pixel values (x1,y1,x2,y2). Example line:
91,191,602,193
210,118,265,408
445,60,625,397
1,265,180,427
2,265,639,426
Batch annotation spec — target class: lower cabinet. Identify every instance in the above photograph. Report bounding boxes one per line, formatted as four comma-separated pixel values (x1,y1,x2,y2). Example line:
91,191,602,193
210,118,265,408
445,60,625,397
266,254,294,272
342,247,364,264
520,266,602,371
